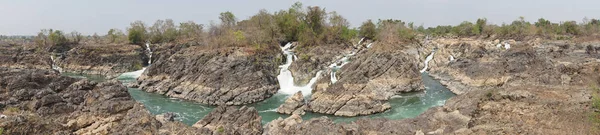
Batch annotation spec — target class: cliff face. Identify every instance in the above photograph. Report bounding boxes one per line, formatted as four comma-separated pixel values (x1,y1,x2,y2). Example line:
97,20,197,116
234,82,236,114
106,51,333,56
138,45,284,105
56,44,147,79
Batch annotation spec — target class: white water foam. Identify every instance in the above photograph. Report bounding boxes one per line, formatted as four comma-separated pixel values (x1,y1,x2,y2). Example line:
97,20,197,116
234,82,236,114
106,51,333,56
358,37,365,45
119,68,146,79
420,51,436,73
145,43,153,64
366,43,374,48
504,43,511,50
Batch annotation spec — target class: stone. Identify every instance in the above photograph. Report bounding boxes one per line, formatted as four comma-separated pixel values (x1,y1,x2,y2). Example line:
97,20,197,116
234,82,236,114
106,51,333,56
276,91,306,115
138,46,283,105
193,106,263,135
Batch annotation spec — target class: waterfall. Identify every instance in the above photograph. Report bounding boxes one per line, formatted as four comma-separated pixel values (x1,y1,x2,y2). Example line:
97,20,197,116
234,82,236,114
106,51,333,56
420,51,436,73
50,55,63,73
358,37,365,45
145,43,152,64
366,43,374,48
277,43,322,96
330,69,338,83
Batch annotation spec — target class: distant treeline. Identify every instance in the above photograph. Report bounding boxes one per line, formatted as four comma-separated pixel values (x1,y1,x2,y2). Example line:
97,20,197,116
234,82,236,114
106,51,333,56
22,2,600,51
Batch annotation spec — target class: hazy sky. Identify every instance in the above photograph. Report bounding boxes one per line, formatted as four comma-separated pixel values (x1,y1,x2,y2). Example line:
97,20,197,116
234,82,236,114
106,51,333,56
1,0,599,35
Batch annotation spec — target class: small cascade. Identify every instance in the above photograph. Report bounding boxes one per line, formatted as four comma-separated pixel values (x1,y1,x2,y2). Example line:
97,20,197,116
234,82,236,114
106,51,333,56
50,55,63,73
329,40,369,84
145,43,153,64
277,43,323,96
357,37,365,45
119,67,146,79
504,43,511,50
328,52,356,84
366,43,374,48
420,50,436,73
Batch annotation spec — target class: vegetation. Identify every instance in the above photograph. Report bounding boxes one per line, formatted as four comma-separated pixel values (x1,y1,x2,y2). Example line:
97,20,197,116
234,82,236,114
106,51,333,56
22,2,600,53
107,29,127,43
359,20,377,40
424,16,600,40
127,21,147,45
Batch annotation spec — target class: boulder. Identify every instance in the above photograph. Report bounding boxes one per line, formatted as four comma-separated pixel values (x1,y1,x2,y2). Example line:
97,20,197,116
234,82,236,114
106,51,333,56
276,91,306,115
193,106,263,135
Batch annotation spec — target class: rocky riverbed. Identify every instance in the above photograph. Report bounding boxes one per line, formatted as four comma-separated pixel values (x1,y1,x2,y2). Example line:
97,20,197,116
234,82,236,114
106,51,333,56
0,37,598,134
137,45,284,105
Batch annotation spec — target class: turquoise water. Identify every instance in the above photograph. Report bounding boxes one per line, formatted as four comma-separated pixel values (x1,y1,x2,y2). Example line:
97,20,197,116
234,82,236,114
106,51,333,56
65,72,455,125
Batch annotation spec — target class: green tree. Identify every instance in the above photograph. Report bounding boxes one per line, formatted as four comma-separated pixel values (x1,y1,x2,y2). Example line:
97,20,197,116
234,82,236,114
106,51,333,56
305,6,326,36
274,2,306,42
326,11,352,43
219,11,237,27
452,21,475,37
178,21,204,41
475,18,487,35
48,29,68,46
107,28,126,43
561,21,580,35
127,21,147,45
359,20,377,40
148,19,178,43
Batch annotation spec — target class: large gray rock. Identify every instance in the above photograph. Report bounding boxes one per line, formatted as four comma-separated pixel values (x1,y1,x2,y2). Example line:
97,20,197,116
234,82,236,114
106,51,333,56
138,46,283,105
0,68,200,134
276,91,306,115
264,115,347,135
308,48,424,116
193,106,263,135
289,43,353,85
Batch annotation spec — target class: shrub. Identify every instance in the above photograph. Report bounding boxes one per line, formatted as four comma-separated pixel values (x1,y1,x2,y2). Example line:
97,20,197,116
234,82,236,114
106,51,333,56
148,19,178,43
359,20,377,40
127,21,147,45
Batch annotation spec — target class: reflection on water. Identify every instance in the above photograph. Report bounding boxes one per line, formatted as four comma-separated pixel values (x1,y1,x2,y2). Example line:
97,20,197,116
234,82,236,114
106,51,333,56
64,72,454,125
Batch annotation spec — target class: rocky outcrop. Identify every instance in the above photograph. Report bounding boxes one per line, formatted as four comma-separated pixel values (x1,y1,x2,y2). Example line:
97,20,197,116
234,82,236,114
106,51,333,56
265,86,597,135
264,115,347,135
0,67,200,134
56,44,147,78
193,106,263,135
0,43,52,70
264,38,600,134
276,91,306,115
288,43,353,85
419,38,600,94
138,46,283,105
308,45,424,116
